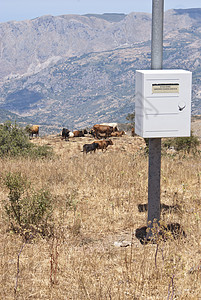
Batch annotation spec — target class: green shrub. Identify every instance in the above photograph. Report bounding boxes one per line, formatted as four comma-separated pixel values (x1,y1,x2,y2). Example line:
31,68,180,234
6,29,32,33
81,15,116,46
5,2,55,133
0,121,53,158
28,144,54,159
3,172,53,237
144,131,200,155
0,121,30,157
163,131,200,154
174,132,200,153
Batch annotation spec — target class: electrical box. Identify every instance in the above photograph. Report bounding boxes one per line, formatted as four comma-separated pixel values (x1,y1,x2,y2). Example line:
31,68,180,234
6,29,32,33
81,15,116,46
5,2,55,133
135,69,192,138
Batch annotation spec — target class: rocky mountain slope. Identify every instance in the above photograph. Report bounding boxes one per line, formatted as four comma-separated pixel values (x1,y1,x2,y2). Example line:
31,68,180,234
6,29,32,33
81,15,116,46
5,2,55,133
0,9,201,131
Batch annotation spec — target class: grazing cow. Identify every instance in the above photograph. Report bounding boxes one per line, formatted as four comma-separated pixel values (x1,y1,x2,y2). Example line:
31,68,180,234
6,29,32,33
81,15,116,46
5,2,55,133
62,128,70,140
95,139,113,152
93,124,114,139
28,125,39,138
111,131,125,137
82,142,99,154
73,130,85,137
97,132,108,139
100,123,118,131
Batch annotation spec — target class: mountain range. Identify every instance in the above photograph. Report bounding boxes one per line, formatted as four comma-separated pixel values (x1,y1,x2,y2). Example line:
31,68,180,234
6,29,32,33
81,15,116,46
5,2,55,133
0,9,201,132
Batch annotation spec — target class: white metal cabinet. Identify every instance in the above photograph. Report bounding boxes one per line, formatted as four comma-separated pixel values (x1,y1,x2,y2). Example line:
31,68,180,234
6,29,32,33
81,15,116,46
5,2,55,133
135,69,192,138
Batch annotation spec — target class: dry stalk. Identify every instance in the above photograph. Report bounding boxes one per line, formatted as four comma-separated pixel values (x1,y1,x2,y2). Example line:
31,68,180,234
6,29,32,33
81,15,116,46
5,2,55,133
167,273,175,300
49,234,60,285
14,236,32,296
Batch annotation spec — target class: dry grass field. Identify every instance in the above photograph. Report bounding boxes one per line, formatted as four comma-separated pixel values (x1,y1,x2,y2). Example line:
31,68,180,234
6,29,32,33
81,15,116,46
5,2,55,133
0,129,200,299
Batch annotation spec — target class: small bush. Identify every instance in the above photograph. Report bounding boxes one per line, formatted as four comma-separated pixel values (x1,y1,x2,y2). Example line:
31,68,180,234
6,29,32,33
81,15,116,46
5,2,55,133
0,121,31,157
163,131,200,154
0,121,53,158
28,144,54,159
3,172,53,237
174,133,200,153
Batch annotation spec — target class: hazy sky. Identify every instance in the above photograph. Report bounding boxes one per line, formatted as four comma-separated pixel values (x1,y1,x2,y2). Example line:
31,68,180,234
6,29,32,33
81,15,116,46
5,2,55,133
1,0,201,23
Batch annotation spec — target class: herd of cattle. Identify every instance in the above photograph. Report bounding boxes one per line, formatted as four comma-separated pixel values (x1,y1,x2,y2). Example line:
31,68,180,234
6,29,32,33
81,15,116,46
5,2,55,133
61,124,127,154
62,124,126,140
28,123,136,154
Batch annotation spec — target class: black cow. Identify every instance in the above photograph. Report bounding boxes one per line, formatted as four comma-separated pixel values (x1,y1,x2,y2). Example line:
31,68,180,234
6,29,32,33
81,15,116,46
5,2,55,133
82,142,99,154
62,128,70,140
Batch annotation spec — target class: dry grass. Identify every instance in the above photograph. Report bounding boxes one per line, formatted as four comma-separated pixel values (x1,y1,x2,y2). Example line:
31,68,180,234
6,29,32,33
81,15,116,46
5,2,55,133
0,134,200,299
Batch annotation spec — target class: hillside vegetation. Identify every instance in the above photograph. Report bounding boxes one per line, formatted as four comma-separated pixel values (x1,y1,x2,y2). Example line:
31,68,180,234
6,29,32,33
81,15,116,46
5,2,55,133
0,129,200,299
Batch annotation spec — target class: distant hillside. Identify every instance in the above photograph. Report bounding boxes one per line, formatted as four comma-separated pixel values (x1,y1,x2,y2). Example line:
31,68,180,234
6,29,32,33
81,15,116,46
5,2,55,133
0,108,35,125
0,9,201,131
83,13,127,22
0,12,152,80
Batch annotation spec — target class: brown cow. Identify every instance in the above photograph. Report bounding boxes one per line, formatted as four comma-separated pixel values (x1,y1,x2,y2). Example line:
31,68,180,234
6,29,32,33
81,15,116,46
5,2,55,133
73,130,85,137
95,139,113,152
93,124,114,139
111,131,125,137
100,123,118,131
97,132,107,138
28,125,39,138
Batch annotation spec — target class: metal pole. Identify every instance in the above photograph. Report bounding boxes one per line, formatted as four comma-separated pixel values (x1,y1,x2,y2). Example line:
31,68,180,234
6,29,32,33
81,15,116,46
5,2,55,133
147,0,164,234
151,0,164,70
